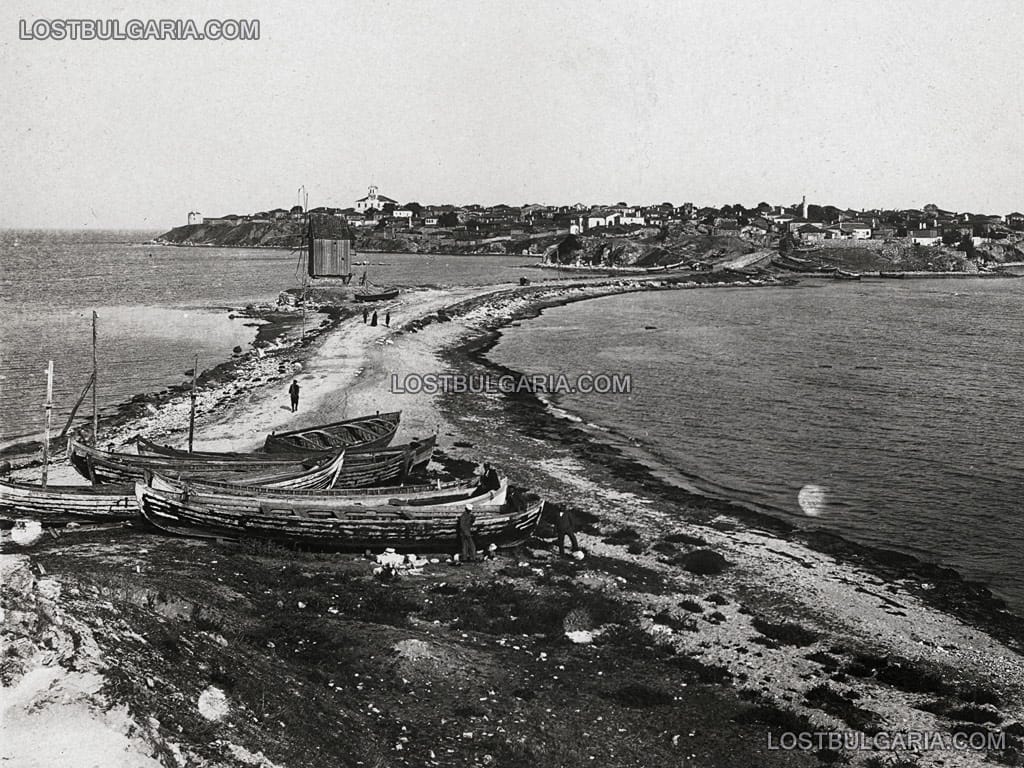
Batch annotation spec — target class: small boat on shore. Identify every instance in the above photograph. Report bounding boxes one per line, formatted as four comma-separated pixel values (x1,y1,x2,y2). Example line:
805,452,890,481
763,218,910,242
832,269,861,281
69,437,348,488
263,411,400,454
147,471,490,504
0,477,137,521
878,271,906,279
136,478,542,551
133,435,436,487
353,288,400,302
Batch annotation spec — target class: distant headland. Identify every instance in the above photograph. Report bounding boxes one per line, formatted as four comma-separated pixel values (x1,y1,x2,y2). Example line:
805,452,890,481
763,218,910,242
155,188,1024,273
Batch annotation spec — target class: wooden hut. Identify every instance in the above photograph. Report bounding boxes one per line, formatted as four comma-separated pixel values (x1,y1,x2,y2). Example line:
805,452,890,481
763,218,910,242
308,214,354,280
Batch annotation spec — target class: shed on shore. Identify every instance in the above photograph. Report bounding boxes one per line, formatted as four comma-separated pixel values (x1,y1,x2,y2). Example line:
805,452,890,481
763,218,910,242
308,214,354,280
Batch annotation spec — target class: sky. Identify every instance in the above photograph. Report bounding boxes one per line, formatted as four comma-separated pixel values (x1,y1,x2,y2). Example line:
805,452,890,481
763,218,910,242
1,0,1022,229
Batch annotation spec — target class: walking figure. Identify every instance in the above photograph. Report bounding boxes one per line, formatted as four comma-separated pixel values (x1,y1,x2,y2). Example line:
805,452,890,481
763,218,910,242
556,506,579,556
362,308,368,323
288,380,300,412
385,310,391,327
371,311,378,327
458,504,477,562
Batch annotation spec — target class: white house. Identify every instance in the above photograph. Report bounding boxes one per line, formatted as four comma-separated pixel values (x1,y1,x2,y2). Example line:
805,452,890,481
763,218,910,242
355,185,399,213
392,208,414,220
587,211,620,229
187,211,202,225
841,221,873,239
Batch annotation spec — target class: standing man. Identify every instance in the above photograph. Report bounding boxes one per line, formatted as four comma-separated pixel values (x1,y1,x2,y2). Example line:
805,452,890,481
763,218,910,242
362,308,368,323
385,310,391,327
371,311,378,327
458,504,477,562
556,506,579,557
288,379,300,413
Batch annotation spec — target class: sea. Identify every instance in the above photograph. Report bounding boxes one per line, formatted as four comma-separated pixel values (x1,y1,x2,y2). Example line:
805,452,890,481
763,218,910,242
0,229,533,446
488,279,1024,614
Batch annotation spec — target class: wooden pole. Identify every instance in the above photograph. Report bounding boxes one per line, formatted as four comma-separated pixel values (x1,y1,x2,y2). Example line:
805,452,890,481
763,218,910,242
41,361,54,487
58,371,95,439
92,311,98,444
188,354,198,453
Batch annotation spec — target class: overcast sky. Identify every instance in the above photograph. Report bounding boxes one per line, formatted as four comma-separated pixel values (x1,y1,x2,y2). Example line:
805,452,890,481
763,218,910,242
1,0,1022,229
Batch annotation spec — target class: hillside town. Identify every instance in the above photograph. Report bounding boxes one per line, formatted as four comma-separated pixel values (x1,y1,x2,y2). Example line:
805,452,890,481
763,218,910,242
161,186,1024,274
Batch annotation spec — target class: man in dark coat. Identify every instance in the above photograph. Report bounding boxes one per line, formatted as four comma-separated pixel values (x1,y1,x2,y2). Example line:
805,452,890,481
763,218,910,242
362,308,368,323
480,462,501,492
556,506,579,556
288,380,300,412
385,310,391,327
458,504,477,562
371,311,378,327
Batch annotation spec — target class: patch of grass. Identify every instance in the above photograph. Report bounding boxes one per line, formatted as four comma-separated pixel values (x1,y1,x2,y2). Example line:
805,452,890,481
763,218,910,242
679,598,704,613
652,610,698,633
674,549,731,576
705,592,729,606
667,654,734,684
602,527,642,545
804,683,883,734
626,540,647,555
806,651,841,672
750,617,819,647
945,705,1003,724
651,541,677,555
863,757,923,768
733,702,817,733
422,579,631,638
663,532,708,546
957,684,1002,707
599,682,675,708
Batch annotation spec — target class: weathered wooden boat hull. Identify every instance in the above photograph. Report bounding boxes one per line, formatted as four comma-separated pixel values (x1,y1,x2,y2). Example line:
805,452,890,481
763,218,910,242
263,411,401,454
69,438,347,489
353,289,399,303
73,435,434,488
136,482,542,552
148,471,489,503
0,478,136,520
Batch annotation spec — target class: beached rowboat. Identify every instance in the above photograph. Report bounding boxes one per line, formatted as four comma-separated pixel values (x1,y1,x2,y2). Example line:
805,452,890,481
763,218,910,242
353,288,399,303
68,437,348,488
147,471,493,504
263,411,400,454
135,435,437,487
135,479,542,551
72,435,436,488
0,477,137,521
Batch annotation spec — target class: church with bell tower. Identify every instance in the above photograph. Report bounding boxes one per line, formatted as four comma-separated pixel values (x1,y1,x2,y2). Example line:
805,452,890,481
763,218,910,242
355,185,399,213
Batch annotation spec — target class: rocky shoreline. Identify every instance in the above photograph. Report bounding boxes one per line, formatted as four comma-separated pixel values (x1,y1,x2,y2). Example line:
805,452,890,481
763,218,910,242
2,273,1022,768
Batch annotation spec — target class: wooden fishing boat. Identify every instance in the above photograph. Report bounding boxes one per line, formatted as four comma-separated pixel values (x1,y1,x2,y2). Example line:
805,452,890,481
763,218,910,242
832,269,861,281
0,477,137,521
147,470,491,504
135,479,542,552
68,437,347,489
263,411,401,454
353,288,399,302
134,435,437,488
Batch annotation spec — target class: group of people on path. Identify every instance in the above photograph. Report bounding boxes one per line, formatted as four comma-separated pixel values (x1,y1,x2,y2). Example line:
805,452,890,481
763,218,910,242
362,307,390,327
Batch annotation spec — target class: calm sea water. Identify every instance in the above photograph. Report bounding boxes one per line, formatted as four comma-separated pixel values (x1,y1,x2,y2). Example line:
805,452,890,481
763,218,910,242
0,229,533,444
489,279,1024,612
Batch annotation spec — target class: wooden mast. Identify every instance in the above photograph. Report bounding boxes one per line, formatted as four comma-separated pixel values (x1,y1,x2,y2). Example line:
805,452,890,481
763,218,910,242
41,361,54,487
188,354,198,453
91,311,98,444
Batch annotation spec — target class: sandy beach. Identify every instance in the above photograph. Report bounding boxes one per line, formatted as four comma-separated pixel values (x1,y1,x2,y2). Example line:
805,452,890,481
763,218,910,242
3,272,1023,768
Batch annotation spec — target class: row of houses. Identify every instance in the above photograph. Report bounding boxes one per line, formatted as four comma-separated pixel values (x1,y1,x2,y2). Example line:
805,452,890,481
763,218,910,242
188,188,1024,245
